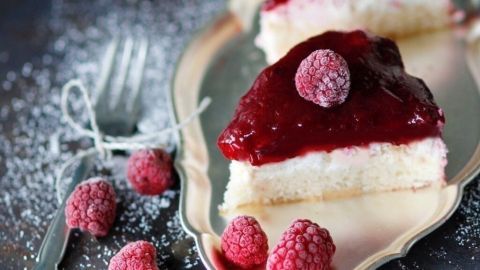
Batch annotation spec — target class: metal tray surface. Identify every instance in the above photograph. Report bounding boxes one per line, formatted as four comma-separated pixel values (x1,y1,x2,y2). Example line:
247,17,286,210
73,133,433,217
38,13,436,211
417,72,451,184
172,11,480,270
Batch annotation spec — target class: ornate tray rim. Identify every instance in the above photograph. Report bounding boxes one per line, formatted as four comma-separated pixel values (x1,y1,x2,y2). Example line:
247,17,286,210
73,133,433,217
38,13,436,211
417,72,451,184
171,11,480,270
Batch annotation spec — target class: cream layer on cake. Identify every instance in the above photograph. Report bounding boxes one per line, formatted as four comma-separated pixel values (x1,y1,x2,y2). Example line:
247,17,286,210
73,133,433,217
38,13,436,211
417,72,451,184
256,0,451,63
221,138,447,211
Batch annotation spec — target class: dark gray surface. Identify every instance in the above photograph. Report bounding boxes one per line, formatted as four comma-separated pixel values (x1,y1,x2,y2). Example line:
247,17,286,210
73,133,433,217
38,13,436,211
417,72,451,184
1,1,480,269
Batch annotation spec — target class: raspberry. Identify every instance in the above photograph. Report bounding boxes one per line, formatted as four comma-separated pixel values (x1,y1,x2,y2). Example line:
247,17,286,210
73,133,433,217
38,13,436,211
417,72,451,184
127,149,173,195
267,219,335,270
295,49,350,108
221,215,269,269
65,177,116,237
108,241,159,270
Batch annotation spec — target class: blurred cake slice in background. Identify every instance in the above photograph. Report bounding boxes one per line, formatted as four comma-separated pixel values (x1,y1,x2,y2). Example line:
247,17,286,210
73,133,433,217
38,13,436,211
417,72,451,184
256,0,452,63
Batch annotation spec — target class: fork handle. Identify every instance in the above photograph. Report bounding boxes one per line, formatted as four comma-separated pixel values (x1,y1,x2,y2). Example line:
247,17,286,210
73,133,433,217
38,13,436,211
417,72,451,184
34,156,94,270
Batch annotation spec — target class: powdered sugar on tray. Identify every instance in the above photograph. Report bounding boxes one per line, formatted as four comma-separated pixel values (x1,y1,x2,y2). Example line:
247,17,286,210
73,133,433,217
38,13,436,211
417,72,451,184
453,178,480,248
0,0,223,269
2,0,480,269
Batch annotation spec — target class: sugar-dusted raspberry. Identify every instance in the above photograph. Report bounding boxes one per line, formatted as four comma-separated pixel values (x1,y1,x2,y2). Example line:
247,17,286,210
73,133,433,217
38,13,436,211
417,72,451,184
127,149,173,195
221,215,269,269
295,49,350,108
267,219,335,270
65,177,116,237
108,241,159,270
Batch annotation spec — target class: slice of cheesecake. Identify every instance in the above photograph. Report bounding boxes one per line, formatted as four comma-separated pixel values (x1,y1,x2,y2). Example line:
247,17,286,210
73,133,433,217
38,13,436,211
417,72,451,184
218,31,447,211
256,0,452,63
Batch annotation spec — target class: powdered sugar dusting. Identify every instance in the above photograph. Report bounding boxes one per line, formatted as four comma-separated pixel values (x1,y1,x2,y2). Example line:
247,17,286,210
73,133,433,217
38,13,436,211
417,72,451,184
0,0,223,269
451,178,480,250
2,0,480,269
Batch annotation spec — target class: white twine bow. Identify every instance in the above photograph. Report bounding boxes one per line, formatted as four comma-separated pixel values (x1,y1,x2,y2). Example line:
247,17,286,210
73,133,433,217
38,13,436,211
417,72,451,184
55,79,211,201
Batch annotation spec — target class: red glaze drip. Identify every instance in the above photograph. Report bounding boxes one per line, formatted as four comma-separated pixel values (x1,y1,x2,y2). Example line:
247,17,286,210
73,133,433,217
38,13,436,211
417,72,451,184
263,0,290,11
218,31,445,166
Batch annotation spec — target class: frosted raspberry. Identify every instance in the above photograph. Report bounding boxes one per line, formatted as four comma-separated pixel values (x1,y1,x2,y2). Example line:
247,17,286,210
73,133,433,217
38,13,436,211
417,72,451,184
221,215,269,268
267,219,335,270
65,178,116,237
108,241,159,270
295,49,350,108
127,149,173,195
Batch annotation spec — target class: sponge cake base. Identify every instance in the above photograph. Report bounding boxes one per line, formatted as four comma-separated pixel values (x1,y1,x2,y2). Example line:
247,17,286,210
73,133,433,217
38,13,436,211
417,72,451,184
221,137,447,211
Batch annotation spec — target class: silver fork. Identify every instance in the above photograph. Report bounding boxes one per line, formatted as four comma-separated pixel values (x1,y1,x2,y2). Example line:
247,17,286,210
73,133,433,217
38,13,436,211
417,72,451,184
34,37,148,270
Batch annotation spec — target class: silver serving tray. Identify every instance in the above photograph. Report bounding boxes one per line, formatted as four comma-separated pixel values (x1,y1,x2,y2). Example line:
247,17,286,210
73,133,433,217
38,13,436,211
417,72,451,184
172,9,480,270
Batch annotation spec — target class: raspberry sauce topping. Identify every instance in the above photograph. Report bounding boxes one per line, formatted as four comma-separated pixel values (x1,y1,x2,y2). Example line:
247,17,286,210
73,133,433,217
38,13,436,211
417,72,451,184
218,31,445,166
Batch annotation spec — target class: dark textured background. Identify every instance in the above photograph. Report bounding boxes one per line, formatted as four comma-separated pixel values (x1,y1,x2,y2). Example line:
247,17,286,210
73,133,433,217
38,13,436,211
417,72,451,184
1,0,480,269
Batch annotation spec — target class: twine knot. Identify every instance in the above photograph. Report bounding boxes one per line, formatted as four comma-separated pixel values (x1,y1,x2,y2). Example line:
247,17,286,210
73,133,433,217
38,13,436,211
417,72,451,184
55,79,211,201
